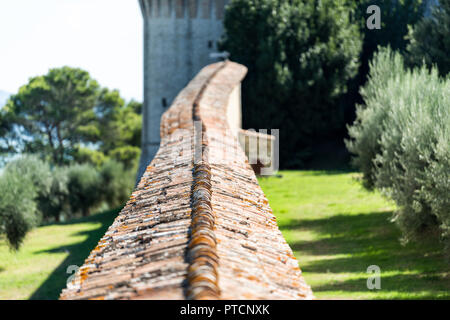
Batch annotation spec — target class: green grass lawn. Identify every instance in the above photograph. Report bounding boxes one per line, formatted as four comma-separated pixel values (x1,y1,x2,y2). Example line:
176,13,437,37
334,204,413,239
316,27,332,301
0,171,448,300
0,209,118,300
258,171,450,299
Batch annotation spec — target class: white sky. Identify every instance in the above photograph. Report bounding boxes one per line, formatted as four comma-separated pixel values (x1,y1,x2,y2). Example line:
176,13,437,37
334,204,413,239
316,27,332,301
0,0,143,101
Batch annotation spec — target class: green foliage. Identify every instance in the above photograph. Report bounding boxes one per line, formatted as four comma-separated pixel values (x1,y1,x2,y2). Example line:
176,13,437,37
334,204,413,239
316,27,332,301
0,155,51,250
0,110,15,161
73,147,106,168
99,160,134,209
65,161,134,218
108,146,140,170
346,47,406,188
4,155,52,193
0,154,135,250
347,47,450,247
1,67,142,169
354,0,425,53
3,67,99,165
221,0,362,167
0,172,37,250
67,164,102,217
407,0,450,76
37,166,70,223
92,90,142,169
0,66,141,237
345,0,425,118
71,91,142,169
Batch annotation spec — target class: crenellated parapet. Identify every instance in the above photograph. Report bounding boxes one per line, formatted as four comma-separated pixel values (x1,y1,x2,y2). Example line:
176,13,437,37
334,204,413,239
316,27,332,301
139,0,227,20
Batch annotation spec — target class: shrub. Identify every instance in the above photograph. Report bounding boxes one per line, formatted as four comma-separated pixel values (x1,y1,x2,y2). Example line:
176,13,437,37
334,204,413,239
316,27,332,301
0,171,37,250
346,47,406,188
0,155,51,249
347,47,450,247
37,166,70,222
407,0,450,76
4,155,52,194
375,67,450,245
99,160,134,209
221,0,362,167
0,155,135,248
67,164,102,217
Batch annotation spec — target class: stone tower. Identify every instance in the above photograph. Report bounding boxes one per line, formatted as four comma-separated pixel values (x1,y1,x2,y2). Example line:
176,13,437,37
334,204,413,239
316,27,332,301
137,0,229,179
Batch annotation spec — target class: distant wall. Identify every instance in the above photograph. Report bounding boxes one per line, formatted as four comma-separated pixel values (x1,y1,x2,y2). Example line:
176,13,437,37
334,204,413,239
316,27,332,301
238,129,276,175
225,84,242,138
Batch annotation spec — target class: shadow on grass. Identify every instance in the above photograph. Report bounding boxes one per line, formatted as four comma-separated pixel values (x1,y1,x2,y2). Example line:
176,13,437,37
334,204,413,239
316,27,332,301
297,169,354,176
302,138,353,172
258,170,356,181
280,211,450,298
312,274,450,299
28,209,119,300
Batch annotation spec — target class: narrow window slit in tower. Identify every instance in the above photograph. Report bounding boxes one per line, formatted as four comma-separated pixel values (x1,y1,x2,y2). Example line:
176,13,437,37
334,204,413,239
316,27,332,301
156,0,161,17
201,0,210,19
162,98,168,108
188,0,198,18
208,40,213,49
175,0,184,18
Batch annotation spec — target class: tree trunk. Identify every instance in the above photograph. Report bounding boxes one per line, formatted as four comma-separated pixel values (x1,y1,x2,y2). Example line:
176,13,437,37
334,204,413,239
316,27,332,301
56,125,65,165
46,128,58,165
82,208,90,217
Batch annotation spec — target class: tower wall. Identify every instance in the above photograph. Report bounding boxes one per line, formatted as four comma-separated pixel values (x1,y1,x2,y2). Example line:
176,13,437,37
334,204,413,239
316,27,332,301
137,0,229,179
